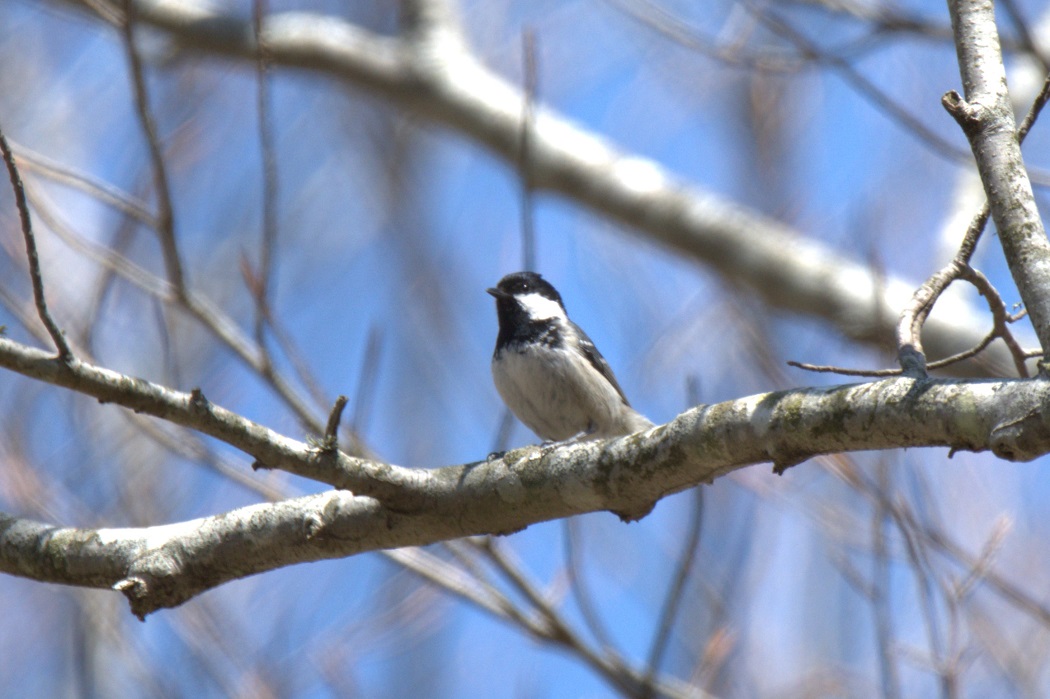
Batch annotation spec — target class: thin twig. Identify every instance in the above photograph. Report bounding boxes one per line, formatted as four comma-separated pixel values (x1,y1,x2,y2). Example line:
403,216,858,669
608,0,955,72
491,409,516,455
0,127,72,360
11,143,155,225
896,261,966,377
322,395,348,451
0,281,54,348
787,360,901,377
1016,72,1050,142
473,537,574,643
998,0,1050,73
469,537,677,697
959,266,1030,376
755,8,974,165
440,539,505,599
956,203,990,266
642,487,704,697
253,0,279,350
245,279,333,413
389,545,525,625
24,181,173,299
845,464,1050,693
563,519,617,651
954,517,1010,601
519,28,538,272
121,0,185,296
351,326,383,437
884,490,947,691
871,461,902,699
793,266,1032,378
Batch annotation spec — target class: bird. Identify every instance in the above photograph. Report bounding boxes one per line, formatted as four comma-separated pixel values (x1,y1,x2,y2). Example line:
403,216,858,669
487,271,653,442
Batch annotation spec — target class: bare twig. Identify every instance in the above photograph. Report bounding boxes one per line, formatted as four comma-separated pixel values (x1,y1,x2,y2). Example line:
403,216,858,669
322,395,348,451
884,489,947,690
563,519,617,651
0,127,72,360
960,266,1030,376
894,259,1032,378
797,256,1035,378
253,0,279,350
955,204,990,266
998,0,1050,73
121,0,185,296
756,8,973,165
642,487,704,696
386,546,521,625
0,281,57,348
608,0,956,72
248,284,334,416
473,537,702,698
896,260,969,377
491,408,516,455
519,28,538,272
472,538,576,644
350,327,383,437
1016,71,1050,142
839,461,1050,694
11,143,155,225
954,516,1010,600
789,330,1021,377
871,461,902,699
788,360,902,377
24,180,170,297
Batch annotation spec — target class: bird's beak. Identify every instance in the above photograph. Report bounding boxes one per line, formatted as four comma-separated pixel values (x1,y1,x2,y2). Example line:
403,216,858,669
487,287,509,299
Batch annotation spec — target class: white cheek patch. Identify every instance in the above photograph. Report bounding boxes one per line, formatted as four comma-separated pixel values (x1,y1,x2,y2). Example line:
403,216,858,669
517,293,566,322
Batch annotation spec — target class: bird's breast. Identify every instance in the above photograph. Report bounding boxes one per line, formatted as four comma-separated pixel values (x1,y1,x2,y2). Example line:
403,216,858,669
491,344,625,441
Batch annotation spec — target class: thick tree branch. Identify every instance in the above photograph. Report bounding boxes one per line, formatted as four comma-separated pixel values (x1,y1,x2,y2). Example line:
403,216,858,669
4,327,1050,617
57,0,1024,376
944,0,1050,358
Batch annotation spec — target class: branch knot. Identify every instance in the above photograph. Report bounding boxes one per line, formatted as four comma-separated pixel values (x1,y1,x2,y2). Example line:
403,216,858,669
942,90,987,136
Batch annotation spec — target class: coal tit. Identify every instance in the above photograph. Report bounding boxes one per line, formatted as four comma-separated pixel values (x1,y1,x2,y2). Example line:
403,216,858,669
487,271,653,442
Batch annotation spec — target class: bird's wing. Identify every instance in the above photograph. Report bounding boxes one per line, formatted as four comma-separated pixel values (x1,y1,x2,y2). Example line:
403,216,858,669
571,321,631,405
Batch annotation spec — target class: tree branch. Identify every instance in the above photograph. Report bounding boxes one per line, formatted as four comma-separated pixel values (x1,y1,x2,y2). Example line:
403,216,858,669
0,126,73,361
944,0,1050,359
121,0,186,297
5,326,1050,617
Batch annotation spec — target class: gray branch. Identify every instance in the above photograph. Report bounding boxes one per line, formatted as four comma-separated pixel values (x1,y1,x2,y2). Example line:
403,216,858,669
944,0,1050,358
3,332,1050,618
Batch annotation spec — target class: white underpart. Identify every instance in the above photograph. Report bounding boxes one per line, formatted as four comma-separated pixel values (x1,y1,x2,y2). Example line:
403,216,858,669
492,316,654,441
516,292,567,322
493,343,622,441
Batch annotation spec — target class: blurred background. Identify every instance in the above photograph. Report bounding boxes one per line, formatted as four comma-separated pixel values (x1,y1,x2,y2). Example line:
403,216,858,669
2,0,1050,696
